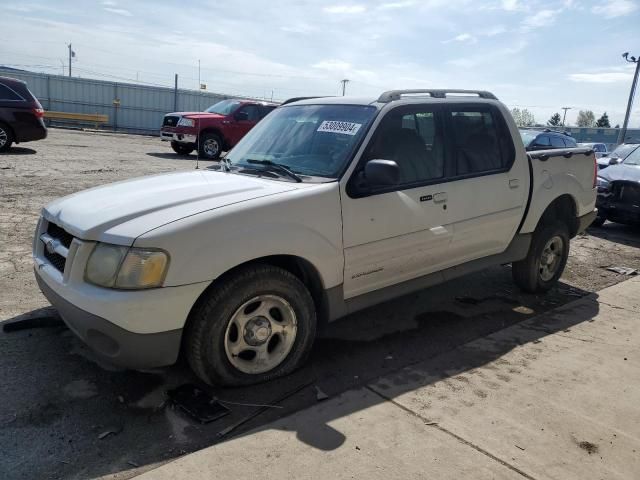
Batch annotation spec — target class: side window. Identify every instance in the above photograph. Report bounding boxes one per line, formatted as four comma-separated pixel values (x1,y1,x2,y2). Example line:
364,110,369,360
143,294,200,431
551,136,565,148
365,106,445,185
449,108,509,175
260,105,277,119
536,135,551,147
565,137,577,148
237,104,261,121
0,83,23,101
594,144,603,152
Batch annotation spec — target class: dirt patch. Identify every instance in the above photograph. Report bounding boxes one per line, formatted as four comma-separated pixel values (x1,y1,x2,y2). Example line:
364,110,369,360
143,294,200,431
577,440,599,454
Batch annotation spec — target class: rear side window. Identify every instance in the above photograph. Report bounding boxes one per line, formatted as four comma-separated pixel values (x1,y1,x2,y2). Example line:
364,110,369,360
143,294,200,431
564,137,577,148
536,135,551,147
0,83,24,101
449,107,514,175
551,136,565,148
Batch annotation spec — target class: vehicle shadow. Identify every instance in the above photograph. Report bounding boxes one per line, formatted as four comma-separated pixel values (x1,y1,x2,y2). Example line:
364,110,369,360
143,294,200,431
587,223,640,248
2,147,37,155
0,268,597,480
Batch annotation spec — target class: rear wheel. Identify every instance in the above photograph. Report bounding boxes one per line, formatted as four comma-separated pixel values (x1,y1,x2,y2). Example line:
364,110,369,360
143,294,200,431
0,123,14,152
185,265,317,386
512,222,569,293
591,212,606,227
171,142,194,155
198,132,222,160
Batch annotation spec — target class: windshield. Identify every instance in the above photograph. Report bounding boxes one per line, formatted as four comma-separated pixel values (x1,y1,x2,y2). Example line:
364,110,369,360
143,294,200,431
610,143,638,159
622,146,640,165
205,99,241,115
225,104,377,178
519,130,537,147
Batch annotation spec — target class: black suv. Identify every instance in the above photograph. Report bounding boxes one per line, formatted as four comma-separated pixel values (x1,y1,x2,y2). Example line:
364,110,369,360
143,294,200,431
519,129,577,151
0,76,47,152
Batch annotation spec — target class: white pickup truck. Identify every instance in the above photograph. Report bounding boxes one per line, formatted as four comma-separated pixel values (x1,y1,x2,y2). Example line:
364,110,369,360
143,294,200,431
33,90,597,386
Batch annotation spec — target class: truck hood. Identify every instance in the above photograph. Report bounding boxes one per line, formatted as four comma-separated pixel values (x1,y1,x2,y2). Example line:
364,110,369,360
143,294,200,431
43,170,302,244
166,112,225,120
598,164,640,183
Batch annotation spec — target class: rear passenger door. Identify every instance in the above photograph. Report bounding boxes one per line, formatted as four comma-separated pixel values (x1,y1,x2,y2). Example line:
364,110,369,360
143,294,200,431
551,136,565,149
442,105,528,264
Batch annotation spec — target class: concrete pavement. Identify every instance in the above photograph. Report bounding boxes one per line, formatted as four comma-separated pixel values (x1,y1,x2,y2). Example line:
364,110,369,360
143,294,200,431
135,276,640,480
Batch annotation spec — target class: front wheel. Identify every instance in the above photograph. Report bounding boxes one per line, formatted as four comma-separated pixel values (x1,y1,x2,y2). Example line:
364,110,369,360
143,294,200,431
184,265,317,386
171,142,194,155
512,222,570,293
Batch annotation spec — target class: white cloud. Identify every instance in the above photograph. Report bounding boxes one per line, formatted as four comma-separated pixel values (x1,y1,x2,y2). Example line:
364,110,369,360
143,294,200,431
569,72,634,83
312,60,352,71
378,1,415,9
323,4,366,14
104,7,133,17
280,23,317,34
501,0,520,11
482,25,507,36
521,9,558,29
102,0,117,5
443,32,477,43
591,0,638,18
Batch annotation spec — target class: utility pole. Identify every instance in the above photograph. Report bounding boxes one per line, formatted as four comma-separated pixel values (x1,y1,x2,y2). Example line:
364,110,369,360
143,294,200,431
67,43,74,77
561,107,571,126
618,52,640,145
340,79,350,96
174,74,178,111
198,59,201,89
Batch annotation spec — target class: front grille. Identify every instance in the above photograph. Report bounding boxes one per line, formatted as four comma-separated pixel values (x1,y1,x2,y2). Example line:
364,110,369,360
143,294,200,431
47,222,73,249
612,181,640,206
44,249,67,272
163,115,180,127
43,222,75,273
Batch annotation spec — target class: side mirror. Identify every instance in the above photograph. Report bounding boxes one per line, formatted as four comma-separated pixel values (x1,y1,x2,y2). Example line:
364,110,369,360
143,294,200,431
234,111,249,121
601,153,609,157
609,157,621,166
364,159,400,186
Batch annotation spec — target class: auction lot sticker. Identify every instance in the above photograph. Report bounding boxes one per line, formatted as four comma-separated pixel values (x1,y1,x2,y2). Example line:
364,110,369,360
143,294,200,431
317,120,362,135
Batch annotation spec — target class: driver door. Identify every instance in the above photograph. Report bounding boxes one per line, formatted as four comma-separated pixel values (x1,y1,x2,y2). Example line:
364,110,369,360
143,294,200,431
341,104,454,299
228,104,261,146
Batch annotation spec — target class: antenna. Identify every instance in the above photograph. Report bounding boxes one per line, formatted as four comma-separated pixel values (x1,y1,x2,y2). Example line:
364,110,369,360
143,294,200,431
195,117,200,170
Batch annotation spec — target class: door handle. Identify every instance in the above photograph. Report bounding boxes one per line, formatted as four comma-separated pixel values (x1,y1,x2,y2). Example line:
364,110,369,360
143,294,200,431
509,179,520,189
433,192,447,203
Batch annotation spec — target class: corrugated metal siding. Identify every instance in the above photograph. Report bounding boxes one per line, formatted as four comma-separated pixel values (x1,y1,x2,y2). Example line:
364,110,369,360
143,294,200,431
0,68,232,134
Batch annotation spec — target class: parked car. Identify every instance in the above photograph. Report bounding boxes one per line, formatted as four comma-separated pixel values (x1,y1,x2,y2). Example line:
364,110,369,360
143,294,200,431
519,129,577,151
596,142,640,170
160,99,278,159
594,145,640,226
34,89,596,386
0,76,47,152
578,142,608,159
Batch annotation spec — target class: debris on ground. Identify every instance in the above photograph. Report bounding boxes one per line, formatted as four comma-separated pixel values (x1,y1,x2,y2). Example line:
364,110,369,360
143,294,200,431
98,426,123,440
2,315,64,333
126,461,139,468
515,445,526,451
217,381,314,438
167,384,230,424
603,266,637,276
314,386,329,402
513,306,534,315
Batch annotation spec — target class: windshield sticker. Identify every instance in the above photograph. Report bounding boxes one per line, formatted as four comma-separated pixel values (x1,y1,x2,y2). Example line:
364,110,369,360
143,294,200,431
317,121,362,136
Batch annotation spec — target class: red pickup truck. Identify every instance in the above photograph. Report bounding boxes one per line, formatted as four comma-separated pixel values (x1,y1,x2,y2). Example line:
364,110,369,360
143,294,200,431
160,99,278,159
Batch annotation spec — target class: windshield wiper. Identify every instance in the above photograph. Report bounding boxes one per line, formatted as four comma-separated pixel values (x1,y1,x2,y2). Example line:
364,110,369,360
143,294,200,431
246,159,302,183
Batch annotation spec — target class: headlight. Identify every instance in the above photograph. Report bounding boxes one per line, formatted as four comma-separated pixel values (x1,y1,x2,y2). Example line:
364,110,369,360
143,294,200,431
177,117,195,127
596,176,610,189
85,243,169,289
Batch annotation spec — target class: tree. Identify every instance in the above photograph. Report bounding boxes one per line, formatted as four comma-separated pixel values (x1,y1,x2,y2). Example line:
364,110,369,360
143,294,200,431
596,112,611,128
576,110,596,127
510,107,536,127
547,113,562,127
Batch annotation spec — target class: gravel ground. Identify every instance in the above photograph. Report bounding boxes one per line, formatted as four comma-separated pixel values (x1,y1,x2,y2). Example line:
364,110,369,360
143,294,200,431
1,129,639,480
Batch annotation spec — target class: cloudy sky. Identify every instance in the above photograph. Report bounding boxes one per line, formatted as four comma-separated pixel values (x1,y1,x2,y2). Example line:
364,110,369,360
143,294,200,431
1,0,639,126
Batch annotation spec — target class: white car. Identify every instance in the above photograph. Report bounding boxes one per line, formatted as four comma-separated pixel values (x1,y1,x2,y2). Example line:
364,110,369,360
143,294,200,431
33,89,597,386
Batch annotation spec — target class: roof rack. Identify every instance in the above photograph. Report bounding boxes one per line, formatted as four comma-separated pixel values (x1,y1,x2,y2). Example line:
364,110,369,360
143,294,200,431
281,96,330,106
377,89,498,103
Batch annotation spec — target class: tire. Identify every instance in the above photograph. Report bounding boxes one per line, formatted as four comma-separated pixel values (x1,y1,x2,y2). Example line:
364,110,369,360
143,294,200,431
185,265,317,386
0,123,14,152
198,132,222,160
171,142,194,155
512,222,570,293
591,213,606,228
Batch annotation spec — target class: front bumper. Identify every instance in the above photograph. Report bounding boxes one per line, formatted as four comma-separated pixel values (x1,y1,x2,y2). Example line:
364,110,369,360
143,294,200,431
37,273,182,369
596,194,640,225
160,130,196,144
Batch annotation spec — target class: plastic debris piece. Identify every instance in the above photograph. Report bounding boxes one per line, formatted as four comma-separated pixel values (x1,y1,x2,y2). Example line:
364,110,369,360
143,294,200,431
315,386,329,402
605,266,637,276
167,384,230,424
